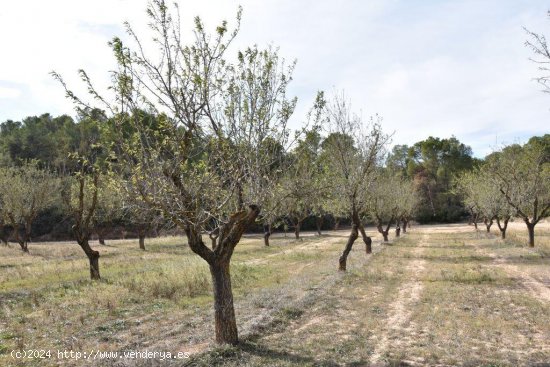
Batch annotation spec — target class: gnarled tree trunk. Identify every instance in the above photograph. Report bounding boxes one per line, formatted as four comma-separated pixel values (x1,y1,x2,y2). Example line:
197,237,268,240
496,216,509,239
334,217,340,230
78,239,100,280
316,216,323,236
525,221,535,247
358,225,372,254
12,224,29,253
484,217,493,233
263,224,272,246
402,219,408,233
185,205,260,345
97,230,106,246
210,259,238,345
339,223,358,271
138,229,146,250
377,224,388,242
294,220,302,239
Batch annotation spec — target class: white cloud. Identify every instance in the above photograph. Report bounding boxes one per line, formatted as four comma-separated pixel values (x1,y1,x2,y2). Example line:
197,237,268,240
0,86,21,99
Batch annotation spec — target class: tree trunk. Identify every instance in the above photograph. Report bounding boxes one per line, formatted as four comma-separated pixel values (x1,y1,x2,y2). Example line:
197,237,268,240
339,223,358,271
402,220,408,233
210,259,238,345
13,224,29,253
395,225,401,237
334,217,340,230
496,217,509,239
78,239,100,280
18,241,29,253
377,224,389,242
263,224,271,247
0,222,6,245
98,234,106,246
484,218,493,233
139,234,146,250
316,216,323,236
294,220,301,239
526,222,535,247
358,226,372,254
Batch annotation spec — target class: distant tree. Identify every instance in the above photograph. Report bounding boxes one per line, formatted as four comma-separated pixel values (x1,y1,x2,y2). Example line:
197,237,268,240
367,170,402,242
281,127,324,239
486,138,550,246
280,161,316,239
94,174,124,245
321,92,389,271
259,183,286,247
123,195,162,250
454,170,482,230
0,163,59,252
386,144,411,176
407,136,475,222
0,114,80,172
395,176,418,236
456,168,516,238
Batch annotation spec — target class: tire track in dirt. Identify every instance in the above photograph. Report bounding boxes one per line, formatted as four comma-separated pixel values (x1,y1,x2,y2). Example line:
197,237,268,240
369,232,428,366
492,256,550,303
471,231,550,304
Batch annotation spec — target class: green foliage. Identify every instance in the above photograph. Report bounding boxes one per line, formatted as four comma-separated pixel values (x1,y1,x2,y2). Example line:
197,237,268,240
404,136,475,223
0,162,60,246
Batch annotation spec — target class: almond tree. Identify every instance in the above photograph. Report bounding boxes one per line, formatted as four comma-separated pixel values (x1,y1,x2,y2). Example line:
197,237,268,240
61,156,102,279
281,135,320,239
486,139,550,246
280,165,316,239
454,170,482,230
0,163,59,252
94,175,124,245
53,1,297,345
321,92,389,271
367,170,401,242
260,183,286,247
472,168,515,237
395,176,418,237
123,195,163,250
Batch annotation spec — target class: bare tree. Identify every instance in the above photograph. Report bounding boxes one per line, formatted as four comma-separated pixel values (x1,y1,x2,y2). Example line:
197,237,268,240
0,163,59,252
62,159,102,279
53,1,297,345
454,170,482,231
486,141,550,246
122,191,163,250
525,13,550,93
321,92,389,271
94,174,124,246
396,177,418,235
367,170,402,242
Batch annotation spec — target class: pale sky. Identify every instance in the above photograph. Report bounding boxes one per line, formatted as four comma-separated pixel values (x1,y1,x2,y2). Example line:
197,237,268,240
0,0,549,157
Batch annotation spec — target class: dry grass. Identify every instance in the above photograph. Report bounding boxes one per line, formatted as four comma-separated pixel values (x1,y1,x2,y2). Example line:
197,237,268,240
1,224,550,366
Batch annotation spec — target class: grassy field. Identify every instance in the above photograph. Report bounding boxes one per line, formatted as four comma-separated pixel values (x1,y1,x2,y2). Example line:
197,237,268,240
1,222,549,366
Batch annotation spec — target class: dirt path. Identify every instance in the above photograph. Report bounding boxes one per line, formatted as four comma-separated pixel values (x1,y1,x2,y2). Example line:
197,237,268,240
368,232,427,366
490,252,550,303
